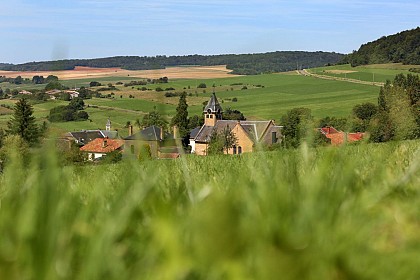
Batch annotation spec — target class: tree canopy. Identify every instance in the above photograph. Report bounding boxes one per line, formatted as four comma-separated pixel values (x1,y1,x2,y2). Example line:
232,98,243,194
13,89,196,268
341,27,420,66
140,111,168,129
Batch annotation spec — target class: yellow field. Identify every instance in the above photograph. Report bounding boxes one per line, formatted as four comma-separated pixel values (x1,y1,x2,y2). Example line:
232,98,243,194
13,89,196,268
0,65,239,80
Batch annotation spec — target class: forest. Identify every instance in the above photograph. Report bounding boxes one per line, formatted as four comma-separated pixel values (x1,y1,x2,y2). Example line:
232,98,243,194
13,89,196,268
0,51,344,75
341,27,420,66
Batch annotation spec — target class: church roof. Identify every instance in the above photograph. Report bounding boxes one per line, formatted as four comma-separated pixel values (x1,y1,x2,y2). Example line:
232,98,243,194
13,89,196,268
194,120,276,144
203,93,223,113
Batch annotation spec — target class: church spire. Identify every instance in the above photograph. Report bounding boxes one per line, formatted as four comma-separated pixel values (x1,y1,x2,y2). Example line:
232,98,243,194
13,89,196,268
106,118,111,131
203,93,223,126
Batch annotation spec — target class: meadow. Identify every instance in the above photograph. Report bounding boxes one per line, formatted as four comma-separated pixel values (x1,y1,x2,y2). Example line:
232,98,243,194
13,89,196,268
0,139,419,279
309,63,419,84
1,63,416,136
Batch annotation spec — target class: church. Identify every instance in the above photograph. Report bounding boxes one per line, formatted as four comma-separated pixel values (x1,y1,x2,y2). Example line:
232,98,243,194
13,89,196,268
190,93,283,155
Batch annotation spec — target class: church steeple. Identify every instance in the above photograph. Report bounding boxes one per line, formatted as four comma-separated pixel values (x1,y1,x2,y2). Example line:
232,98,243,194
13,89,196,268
203,92,223,126
106,118,111,131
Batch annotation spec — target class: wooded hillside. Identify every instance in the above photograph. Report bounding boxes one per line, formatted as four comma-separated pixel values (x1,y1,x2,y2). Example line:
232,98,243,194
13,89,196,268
341,27,420,66
0,51,343,75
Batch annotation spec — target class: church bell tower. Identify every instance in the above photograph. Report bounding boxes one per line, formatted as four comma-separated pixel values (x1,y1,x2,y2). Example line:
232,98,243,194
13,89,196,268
203,93,223,126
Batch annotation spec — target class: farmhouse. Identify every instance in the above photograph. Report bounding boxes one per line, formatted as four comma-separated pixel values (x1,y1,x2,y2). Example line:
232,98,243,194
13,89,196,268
61,119,119,147
192,93,282,155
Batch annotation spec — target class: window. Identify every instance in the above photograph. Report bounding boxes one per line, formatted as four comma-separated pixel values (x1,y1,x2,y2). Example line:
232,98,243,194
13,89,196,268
233,145,237,154
210,115,213,119
238,146,242,154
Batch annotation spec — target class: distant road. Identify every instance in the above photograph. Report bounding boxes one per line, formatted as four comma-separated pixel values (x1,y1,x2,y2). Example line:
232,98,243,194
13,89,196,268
297,69,384,87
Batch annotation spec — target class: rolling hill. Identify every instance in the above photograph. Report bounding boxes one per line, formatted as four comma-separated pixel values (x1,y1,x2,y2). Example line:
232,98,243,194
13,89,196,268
341,27,420,66
0,51,344,75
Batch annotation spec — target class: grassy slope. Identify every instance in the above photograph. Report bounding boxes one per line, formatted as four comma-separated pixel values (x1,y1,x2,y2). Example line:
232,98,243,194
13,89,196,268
0,140,419,279
309,63,418,83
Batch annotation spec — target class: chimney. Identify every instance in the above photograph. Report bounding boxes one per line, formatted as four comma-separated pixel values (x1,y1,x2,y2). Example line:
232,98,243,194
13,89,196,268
160,127,164,140
102,137,108,148
128,125,133,136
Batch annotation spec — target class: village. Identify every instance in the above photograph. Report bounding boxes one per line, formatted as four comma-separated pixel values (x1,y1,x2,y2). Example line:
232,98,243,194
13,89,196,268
59,92,365,161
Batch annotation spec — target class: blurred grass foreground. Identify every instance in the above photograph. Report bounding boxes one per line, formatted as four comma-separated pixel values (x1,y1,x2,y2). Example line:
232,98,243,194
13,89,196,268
0,140,420,279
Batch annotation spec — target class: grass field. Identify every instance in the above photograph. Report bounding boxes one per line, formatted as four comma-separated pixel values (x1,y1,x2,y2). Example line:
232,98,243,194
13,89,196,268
2,63,417,135
308,63,419,84
0,139,419,279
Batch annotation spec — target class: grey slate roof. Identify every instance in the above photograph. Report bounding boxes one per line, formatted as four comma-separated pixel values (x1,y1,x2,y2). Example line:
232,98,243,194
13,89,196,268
189,127,201,139
124,125,172,141
194,120,237,142
67,130,120,145
203,93,223,113
194,120,281,144
100,130,119,139
69,130,104,145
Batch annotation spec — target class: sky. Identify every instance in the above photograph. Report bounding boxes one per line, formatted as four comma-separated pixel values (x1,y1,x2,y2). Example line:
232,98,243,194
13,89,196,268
1,0,419,64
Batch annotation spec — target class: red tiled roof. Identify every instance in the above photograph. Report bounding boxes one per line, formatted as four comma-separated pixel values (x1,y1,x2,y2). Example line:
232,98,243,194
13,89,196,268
320,127,365,146
348,132,365,142
80,138,124,153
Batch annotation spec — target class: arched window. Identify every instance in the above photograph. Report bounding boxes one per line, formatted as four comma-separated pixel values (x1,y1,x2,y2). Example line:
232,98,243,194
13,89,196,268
238,146,242,154
233,145,237,154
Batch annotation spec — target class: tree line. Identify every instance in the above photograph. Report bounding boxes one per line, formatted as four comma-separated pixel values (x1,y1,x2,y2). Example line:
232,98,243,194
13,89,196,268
340,27,420,67
0,51,344,75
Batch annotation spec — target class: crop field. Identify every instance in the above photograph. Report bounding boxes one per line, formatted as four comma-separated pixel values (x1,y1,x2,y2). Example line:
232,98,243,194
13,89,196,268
0,139,419,279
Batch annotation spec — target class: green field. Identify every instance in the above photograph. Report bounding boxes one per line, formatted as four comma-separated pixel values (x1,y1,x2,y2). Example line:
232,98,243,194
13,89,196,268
309,63,419,83
0,139,419,279
2,63,418,135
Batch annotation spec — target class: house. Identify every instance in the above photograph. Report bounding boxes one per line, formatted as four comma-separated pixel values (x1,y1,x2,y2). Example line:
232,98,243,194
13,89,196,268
319,126,366,146
46,89,62,100
63,129,119,146
19,90,32,95
60,119,119,148
192,93,282,155
80,137,124,161
64,90,80,99
124,125,177,158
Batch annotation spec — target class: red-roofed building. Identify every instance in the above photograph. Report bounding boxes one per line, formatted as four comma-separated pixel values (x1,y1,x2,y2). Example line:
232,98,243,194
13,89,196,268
319,126,366,146
80,137,124,161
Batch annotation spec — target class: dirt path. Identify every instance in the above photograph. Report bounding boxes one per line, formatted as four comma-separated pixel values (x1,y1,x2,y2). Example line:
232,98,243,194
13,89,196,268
297,69,384,87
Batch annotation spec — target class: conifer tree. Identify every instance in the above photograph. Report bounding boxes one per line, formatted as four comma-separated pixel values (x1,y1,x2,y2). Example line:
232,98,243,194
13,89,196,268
6,98,40,144
171,92,189,137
